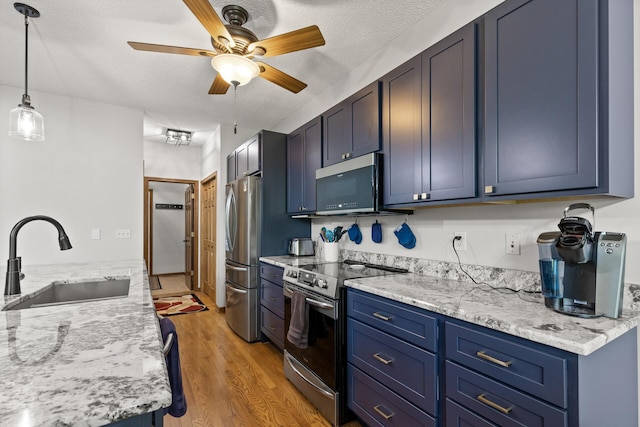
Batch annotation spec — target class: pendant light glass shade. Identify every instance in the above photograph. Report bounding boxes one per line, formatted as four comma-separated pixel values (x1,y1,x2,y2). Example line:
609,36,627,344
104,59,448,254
9,102,44,141
211,54,260,86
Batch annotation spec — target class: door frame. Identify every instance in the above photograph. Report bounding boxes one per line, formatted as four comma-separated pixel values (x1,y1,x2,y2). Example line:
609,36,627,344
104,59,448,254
144,176,200,289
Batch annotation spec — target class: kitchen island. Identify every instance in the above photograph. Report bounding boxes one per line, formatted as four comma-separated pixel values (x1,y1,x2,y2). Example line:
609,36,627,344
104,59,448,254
0,259,171,426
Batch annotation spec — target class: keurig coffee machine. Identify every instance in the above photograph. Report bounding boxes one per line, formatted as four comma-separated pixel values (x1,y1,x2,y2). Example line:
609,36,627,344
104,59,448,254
537,203,626,319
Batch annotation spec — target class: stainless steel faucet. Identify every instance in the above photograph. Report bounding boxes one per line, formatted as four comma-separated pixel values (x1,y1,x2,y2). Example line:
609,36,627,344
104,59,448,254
5,215,72,295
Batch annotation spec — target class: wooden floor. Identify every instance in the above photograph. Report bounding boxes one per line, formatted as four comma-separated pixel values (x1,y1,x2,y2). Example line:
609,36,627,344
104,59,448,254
163,292,360,427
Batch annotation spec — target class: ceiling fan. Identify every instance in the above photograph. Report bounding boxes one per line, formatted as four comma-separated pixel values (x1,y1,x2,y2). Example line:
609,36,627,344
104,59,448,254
128,0,325,95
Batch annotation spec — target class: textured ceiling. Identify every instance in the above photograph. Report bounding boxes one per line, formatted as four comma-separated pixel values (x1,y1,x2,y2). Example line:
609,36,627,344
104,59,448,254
0,0,448,145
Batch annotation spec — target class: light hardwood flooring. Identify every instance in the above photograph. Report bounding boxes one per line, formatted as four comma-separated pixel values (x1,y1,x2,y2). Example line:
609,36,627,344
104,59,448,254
163,292,361,427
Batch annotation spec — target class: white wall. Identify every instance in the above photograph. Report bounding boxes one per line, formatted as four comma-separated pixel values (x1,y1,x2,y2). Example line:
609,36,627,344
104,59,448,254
0,85,143,267
150,182,189,275
143,139,201,180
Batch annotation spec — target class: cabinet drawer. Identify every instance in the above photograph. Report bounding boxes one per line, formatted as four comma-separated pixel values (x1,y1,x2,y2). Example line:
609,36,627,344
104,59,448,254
445,321,568,408
348,318,437,415
260,279,284,318
260,306,284,350
348,364,435,427
445,398,496,427
446,361,567,427
260,263,283,283
348,289,438,352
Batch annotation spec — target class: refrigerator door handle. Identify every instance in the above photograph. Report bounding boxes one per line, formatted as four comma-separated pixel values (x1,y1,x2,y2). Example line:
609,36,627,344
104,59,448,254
226,263,248,272
225,283,248,295
225,185,237,252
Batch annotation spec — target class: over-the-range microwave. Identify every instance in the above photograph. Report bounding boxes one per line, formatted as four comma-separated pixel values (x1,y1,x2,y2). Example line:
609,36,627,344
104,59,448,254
315,153,381,215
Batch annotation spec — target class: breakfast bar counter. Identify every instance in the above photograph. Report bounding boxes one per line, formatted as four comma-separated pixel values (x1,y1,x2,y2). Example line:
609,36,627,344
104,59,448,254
0,259,171,426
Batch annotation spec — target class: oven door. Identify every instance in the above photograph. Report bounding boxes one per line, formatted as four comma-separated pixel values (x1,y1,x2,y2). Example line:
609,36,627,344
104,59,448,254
283,282,337,390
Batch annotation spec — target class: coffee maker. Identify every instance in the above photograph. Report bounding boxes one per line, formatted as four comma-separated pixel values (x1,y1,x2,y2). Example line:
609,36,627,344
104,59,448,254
537,203,626,319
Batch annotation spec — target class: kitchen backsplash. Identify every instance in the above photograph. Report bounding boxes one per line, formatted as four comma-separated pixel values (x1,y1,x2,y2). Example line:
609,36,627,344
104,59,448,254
339,249,640,311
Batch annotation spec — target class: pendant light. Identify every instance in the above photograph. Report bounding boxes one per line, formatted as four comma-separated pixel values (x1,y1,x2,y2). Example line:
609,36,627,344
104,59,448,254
8,3,44,141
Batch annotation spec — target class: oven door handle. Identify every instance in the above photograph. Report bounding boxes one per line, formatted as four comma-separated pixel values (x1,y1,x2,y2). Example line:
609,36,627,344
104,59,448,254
305,298,333,310
284,352,335,399
284,285,334,310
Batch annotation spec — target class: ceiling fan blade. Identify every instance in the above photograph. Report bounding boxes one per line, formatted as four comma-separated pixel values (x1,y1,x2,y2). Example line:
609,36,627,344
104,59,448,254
209,73,230,95
255,62,307,93
183,0,235,49
128,41,216,57
248,25,325,58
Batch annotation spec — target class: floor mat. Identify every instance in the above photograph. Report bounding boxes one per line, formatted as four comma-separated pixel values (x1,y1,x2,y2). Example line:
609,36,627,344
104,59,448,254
154,293,208,316
149,276,162,290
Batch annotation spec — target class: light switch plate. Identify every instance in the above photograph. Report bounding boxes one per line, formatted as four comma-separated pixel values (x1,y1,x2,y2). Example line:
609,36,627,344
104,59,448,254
115,229,131,239
91,228,101,240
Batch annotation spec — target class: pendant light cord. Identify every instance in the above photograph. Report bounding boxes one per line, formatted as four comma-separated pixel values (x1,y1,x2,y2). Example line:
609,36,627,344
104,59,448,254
23,14,30,103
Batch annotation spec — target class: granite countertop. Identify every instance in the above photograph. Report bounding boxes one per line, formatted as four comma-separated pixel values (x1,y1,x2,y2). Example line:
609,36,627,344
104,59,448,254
260,255,640,356
0,260,171,426
345,273,640,356
260,255,324,268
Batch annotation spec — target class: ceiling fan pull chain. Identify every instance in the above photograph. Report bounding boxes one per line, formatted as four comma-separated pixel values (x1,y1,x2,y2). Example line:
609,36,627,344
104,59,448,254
233,83,238,134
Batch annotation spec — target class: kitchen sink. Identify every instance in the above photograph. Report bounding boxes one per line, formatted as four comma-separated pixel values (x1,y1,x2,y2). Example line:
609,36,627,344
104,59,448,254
2,278,130,311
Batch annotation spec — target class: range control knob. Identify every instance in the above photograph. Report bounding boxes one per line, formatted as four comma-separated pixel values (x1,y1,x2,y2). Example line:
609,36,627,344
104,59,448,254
286,270,298,279
315,278,328,289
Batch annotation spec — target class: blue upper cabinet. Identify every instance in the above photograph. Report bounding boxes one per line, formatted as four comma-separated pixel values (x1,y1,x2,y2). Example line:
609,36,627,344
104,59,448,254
287,116,322,214
383,23,477,206
322,81,381,167
483,0,633,198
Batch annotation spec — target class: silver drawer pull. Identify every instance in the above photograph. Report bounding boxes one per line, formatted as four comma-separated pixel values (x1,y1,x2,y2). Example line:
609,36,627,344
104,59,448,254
477,393,513,414
476,350,512,367
373,404,394,420
372,312,392,321
373,353,393,365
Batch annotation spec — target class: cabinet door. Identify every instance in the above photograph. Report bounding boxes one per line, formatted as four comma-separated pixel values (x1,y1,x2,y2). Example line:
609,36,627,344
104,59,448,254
483,0,598,196
246,135,261,176
351,81,381,159
323,102,351,166
235,144,248,178
302,116,322,212
227,153,236,183
422,23,477,201
286,130,304,213
382,56,422,205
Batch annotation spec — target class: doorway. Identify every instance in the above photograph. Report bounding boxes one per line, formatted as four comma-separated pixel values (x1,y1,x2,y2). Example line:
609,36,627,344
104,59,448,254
144,177,199,295
201,172,218,304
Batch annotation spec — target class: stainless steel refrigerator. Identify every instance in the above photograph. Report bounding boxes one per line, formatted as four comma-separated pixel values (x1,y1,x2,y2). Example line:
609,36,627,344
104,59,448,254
225,175,262,342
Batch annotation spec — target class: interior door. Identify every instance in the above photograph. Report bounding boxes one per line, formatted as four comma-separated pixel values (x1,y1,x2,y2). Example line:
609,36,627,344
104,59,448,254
184,184,195,289
201,175,217,302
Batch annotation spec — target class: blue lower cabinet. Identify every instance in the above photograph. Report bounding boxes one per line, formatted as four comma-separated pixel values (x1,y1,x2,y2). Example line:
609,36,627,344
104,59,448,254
348,364,435,427
260,305,284,350
446,361,567,427
445,398,496,427
347,318,437,415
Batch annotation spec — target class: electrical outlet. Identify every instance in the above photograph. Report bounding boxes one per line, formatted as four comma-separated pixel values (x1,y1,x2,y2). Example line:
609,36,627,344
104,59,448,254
115,229,131,239
454,232,467,252
506,233,521,255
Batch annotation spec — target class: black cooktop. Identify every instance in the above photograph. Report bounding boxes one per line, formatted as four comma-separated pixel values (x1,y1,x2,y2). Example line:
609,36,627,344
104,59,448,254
297,260,408,283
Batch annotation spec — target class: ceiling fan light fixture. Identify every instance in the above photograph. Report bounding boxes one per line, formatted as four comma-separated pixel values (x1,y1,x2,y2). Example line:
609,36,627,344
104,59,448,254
211,54,259,86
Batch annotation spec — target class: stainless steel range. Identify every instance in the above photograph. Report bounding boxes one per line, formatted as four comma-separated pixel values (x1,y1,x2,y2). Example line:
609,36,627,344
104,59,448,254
282,260,408,426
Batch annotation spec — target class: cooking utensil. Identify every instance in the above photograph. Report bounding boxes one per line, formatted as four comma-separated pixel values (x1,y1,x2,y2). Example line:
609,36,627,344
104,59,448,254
333,226,345,242
325,230,334,242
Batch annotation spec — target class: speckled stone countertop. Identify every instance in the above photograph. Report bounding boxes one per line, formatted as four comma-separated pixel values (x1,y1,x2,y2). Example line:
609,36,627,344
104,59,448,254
345,274,640,356
0,259,171,426
261,255,640,356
